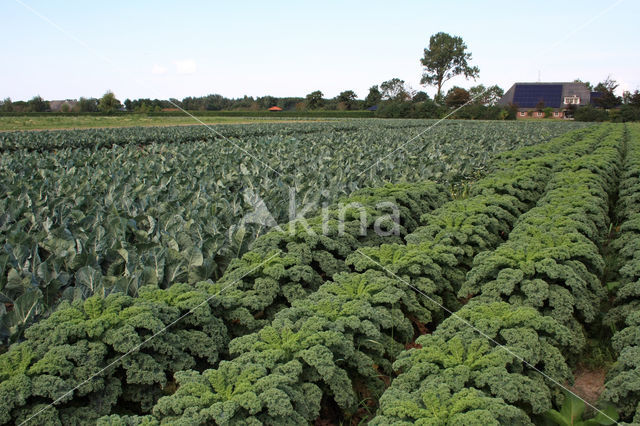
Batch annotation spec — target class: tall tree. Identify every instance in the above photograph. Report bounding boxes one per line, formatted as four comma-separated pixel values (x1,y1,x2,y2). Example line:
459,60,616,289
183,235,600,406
573,79,593,91
27,95,49,112
336,90,357,110
594,76,622,109
98,91,122,113
468,84,504,106
412,91,429,103
76,97,98,112
380,78,409,101
629,90,640,107
420,32,479,101
364,85,382,107
0,97,13,112
444,86,470,108
305,90,324,109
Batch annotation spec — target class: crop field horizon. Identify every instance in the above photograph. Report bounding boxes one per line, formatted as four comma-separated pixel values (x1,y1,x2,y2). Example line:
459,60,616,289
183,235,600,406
0,114,341,132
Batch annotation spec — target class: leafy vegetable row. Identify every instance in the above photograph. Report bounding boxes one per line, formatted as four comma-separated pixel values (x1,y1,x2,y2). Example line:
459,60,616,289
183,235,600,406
0,120,585,152
0,120,571,342
0,180,447,425
119,127,607,425
372,123,624,424
601,123,640,423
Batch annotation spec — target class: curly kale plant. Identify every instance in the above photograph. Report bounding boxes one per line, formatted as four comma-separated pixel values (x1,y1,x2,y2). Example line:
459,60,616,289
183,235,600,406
0,286,228,425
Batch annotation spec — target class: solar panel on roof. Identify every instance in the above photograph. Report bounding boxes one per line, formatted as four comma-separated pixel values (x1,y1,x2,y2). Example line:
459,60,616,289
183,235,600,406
512,84,563,108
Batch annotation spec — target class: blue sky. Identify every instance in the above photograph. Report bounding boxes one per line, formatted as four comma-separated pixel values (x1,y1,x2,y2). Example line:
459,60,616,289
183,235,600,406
2,0,639,101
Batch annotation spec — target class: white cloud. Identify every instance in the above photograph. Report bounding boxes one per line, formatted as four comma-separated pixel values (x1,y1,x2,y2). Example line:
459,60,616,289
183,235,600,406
174,59,197,75
151,64,168,75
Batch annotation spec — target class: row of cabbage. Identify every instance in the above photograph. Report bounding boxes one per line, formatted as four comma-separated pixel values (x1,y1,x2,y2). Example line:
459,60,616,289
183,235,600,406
0,121,583,343
0,180,452,425
601,123,640,423
79,125,604,425
372,123,625,424
0,119,583,152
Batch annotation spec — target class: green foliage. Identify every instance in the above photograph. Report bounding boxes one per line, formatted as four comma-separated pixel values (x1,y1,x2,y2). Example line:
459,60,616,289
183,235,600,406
305,90,324,109
371,302,574,424
27,95,50,113
601,124,640,421
461,125,622,331
210,181,448,336
574,105,609,122
544,390,618,425
468,84,504,107
98,91,122,113
364,85,382,108
0,122,616,424
129,128,603,424
0,120,579,341
0,287,228,424
371,386,533,426
445,86,471,108
336,90,357,110
420,32,480,99
372,123,626,425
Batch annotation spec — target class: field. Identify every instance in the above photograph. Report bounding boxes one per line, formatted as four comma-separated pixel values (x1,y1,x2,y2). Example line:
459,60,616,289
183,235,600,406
0,114,334,132
1,120,639,425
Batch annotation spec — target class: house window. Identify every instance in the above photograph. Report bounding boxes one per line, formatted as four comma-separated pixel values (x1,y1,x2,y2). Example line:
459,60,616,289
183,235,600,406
564,96,580,105
553,111,560,117
536,112,542,117
519,111,526,117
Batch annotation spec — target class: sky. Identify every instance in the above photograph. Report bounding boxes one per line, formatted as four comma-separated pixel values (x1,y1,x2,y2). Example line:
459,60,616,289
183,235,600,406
1,0,639,102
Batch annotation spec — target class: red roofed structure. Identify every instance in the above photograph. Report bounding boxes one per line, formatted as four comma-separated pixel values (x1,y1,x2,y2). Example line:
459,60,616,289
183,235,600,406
268,106,282,111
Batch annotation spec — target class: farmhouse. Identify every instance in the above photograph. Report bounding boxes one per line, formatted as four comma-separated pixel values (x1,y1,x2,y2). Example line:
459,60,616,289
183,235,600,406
497,82,600,119
49,99,78,112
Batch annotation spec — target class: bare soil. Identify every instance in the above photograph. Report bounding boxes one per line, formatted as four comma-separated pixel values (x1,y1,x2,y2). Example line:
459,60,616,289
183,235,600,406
569,366,607,407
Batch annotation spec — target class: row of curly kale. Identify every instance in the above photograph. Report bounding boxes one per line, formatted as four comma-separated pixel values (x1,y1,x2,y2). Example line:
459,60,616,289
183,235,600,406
0,182,450,425
97,127,611,425
370,123,624,425
601,124,640,423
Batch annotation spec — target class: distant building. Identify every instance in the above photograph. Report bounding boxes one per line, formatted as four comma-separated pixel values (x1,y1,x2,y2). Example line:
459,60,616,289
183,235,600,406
497,82,599,119
49,99,78,112
268,106,282,111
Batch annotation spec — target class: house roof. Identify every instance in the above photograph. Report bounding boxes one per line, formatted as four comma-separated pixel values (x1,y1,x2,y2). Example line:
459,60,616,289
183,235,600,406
268,106,282,111
497,82,593,109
